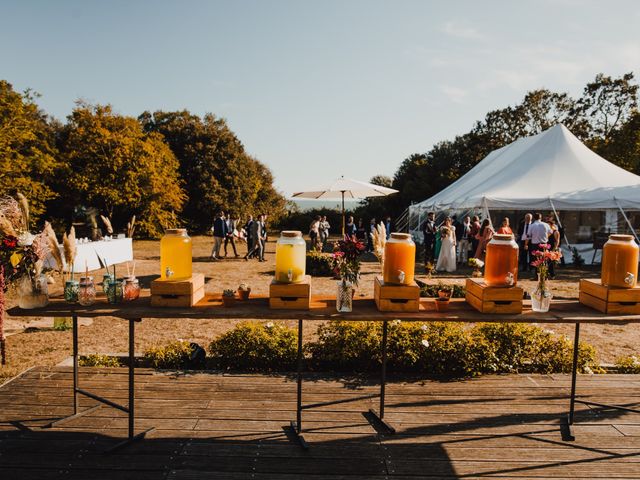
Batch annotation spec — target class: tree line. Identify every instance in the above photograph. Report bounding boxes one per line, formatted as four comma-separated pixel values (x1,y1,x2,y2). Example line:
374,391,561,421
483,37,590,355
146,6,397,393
0,80,286,237
357,72,640,222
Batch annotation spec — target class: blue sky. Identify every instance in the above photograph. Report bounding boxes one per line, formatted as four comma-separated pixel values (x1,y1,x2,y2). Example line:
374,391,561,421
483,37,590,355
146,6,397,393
2,0,639,197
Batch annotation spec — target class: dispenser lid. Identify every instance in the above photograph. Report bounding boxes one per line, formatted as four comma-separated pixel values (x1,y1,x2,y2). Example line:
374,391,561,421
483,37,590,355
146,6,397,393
610,234,635,242
281,231,302,238
493,234,514,241
390,233,412,240
165,228,187,235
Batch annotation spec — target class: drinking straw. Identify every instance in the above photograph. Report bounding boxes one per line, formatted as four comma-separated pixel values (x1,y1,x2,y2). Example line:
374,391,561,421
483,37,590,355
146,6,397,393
132,261,136,278
85,260,88,280
126,261,130,278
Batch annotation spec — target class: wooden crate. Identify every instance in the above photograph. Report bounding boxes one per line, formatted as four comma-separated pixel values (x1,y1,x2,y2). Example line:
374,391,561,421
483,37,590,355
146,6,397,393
465,278,523,314
150,273,205,307
579,278,640,314
374,276,420,312
269,275,311,310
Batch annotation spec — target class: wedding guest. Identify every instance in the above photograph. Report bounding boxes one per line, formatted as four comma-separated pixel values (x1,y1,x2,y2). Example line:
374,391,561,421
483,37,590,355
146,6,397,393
346,216,357,238
244,215,255,259
436,217,457,272
421,212,437,265
367,218,376,252
548,218,561,279
474,219,494,260
469,215,481,257
517,213,533,272
309,216,321,251
457,216,472,265
497,217,513,235
384,216,392,239
528,213,552,278
211,211,228,260
246,214,266,262
355,218,366,245
319,216,330,247
224,212,239,257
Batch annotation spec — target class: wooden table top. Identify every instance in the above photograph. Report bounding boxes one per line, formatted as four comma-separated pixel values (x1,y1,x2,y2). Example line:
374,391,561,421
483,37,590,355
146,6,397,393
7,291,640,324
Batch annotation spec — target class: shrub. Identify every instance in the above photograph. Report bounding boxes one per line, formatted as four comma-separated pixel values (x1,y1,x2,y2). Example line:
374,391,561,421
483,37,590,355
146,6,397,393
208,321,297,371
615,355,640,373
143,340,197,369
308,321,381,370
79,354,121,367
420,282,465,298
306,250,334,276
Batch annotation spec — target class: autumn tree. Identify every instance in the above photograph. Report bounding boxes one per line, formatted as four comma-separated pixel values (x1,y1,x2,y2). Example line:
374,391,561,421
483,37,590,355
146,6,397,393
139,110,286,232
0,80,59,221
56,103,185,238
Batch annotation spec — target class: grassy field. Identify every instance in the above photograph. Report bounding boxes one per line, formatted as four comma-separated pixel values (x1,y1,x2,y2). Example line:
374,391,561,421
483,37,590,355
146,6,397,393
1,235,637,383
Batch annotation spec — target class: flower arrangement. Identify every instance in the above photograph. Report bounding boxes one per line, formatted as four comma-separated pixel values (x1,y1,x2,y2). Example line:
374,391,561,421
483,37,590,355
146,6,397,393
331,235,366,286
468,257,484,277
530,243,563,312
0,195,52,364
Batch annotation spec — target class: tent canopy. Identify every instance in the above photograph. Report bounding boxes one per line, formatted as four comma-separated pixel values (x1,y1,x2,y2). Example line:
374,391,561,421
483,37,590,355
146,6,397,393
412,124,640,211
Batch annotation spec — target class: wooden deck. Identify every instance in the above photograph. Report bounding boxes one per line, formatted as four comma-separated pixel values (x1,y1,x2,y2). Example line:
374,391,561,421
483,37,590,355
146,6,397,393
1,367,640,479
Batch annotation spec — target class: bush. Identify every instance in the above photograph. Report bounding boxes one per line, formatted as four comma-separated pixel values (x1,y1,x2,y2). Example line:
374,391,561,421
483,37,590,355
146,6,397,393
143,340,197,369
420,282,465,298
306,250,334,276
308,321,380,370
79,354,121,367
615,355,640,373
474,323,600,374
208,321,298,371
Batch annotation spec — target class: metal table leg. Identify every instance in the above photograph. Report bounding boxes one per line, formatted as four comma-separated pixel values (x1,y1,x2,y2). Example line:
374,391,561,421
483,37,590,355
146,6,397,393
368,320,396,434
46,316,152,451
563,322,580,441
290,318,308,449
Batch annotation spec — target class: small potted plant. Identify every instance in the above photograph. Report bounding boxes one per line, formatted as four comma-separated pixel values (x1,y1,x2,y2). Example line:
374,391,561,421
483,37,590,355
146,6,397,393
434,286,451,312
468,258,484,278
238,282,251,301
222,289,236,307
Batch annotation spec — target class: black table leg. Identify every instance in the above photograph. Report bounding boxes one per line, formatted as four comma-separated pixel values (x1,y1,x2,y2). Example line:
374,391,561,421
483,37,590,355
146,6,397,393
290,318,308,449
563,322,580,441
107,318,153,452
368,320,396,434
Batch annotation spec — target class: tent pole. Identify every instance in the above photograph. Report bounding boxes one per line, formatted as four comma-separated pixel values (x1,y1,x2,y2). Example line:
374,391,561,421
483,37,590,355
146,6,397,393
549,199,572,250
615,199,639,244
341,191,345,238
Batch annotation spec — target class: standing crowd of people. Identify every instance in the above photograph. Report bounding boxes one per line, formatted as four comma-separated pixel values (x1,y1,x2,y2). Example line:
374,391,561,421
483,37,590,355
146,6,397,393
422,212,561,277
210,211,269,262
309,215,394,251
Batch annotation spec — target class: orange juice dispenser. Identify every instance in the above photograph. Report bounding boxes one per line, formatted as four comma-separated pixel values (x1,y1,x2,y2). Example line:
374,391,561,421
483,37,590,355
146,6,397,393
160,229,193,280
601,234,639,288
274,231,306,283
383,233,416,285
484,234,519,287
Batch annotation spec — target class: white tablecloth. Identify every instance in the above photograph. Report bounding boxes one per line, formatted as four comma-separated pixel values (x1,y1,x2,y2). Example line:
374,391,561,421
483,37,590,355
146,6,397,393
45,238,134,272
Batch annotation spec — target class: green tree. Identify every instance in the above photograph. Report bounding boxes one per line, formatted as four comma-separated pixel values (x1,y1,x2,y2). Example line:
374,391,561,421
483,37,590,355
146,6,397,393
57,103,185,238
0,80,59,221
139,110,286,231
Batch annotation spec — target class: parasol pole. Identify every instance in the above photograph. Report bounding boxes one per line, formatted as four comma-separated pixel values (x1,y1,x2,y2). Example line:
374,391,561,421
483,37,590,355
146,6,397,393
341,191,345,237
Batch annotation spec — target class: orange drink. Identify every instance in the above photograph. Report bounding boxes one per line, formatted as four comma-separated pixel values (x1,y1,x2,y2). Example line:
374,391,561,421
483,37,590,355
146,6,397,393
484,234,519,287
160,229,192,280
601,234,639,288
275,231,306,283
383,233,415,285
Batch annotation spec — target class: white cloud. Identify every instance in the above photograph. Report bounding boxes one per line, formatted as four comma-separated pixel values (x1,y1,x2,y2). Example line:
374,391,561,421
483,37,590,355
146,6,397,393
441,20,485,40
441,85,468,104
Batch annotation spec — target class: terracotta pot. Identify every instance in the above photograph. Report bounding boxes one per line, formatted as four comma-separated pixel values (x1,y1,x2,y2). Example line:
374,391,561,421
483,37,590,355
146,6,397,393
434,297,450,312
222,296,236,307
437,290,451,299
238,289,251,301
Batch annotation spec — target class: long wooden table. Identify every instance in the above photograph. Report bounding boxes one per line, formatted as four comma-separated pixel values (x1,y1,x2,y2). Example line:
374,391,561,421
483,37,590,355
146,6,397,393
8,293,640,450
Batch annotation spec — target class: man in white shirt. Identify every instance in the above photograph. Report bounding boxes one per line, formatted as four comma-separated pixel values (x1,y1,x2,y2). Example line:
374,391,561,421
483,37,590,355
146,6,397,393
528,213,552,277
457,216,472,265
518,213,533,272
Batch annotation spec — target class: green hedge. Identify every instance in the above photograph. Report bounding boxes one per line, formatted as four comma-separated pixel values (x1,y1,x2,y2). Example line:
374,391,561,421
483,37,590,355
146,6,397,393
306,250,334,276
138,320,600,377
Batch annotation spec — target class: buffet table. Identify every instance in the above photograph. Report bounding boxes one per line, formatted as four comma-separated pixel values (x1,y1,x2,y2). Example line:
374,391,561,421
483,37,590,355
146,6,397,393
8,295,640,451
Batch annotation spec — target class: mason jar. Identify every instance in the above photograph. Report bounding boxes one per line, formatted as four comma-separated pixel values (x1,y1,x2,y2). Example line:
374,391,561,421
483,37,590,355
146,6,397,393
275,231,306,283
601,234,639,288
383,233,416,285
160,228,192,280
484,234,519,287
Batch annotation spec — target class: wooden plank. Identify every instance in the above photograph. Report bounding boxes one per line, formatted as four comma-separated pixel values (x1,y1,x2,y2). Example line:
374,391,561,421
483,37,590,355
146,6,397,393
150,273,205,295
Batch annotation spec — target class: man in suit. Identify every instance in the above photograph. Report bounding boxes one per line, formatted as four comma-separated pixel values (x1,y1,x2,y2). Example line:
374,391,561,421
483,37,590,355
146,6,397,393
469,216,481,257
457,216,472,265
224,212,239,257
421,212,437,265
211,211,228,260
247,214,266,262
244,215,255,259
517,213,533,272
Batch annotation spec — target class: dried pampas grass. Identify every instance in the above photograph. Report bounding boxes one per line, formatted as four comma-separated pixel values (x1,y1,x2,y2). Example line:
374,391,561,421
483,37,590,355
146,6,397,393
127,215,136,238
16,192,29,231
0,196,22,234
371,222,387,267
100,215,114,235
63,227,77,277
44,221,64,274
0,215,17,238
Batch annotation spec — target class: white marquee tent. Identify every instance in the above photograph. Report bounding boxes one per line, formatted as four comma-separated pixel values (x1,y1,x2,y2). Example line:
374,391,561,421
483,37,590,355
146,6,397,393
408,124,640,239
